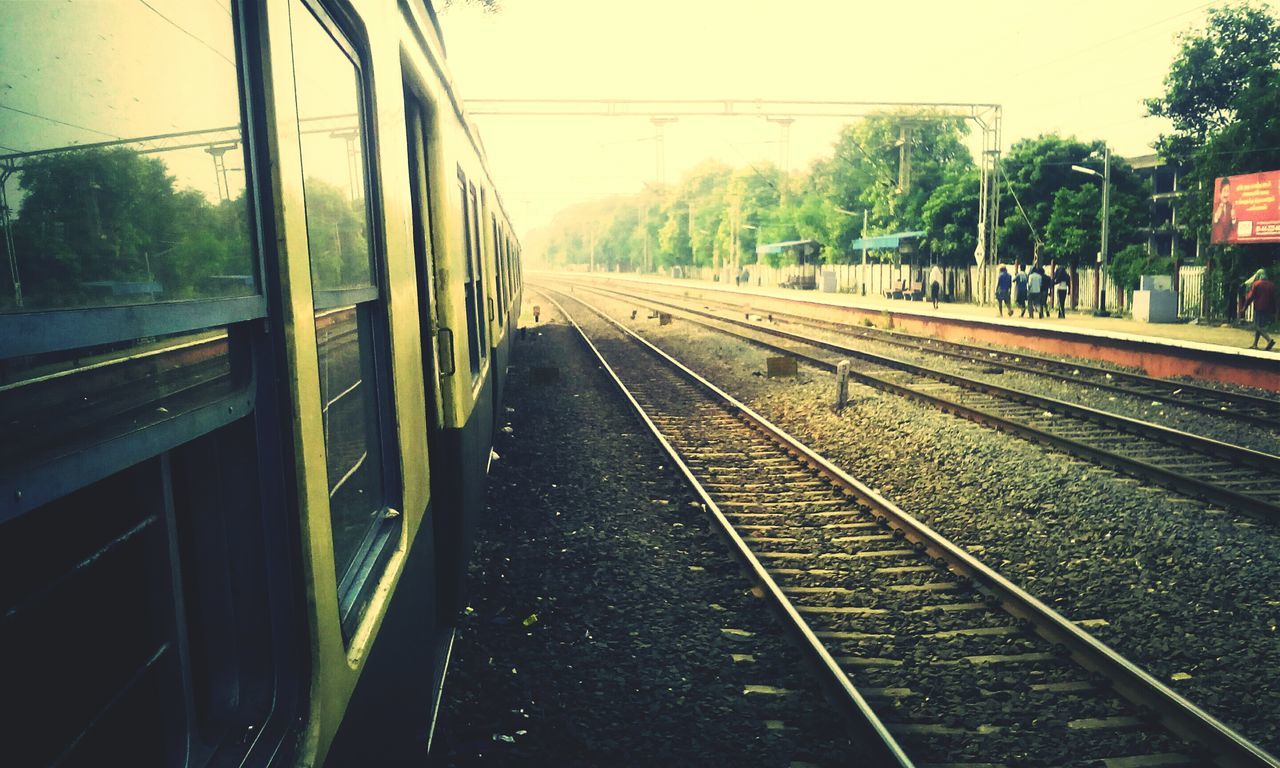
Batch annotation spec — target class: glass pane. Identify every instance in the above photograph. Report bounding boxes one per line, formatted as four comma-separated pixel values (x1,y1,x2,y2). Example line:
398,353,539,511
0,1,253,313
315,306,384,578
0,329,235,471
291,1,373,291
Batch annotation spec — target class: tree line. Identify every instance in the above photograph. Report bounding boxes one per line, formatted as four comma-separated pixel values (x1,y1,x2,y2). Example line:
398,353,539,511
1,146,370,311
529,2,1280,315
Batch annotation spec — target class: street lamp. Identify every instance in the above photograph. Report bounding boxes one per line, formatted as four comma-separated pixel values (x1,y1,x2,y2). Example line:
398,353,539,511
1070,146,1111,316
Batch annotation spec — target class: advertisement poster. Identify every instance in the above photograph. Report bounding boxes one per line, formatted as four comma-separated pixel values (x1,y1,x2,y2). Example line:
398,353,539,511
1211,170,1280,244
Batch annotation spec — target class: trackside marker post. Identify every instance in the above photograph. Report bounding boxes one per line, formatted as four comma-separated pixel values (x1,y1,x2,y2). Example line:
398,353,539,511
836,359,851,410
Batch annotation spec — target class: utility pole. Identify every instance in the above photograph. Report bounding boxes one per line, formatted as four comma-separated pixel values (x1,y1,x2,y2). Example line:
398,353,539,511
1,164,22,308
897,124,912,195
641,200,649,274
650,117,677,187
688,199,695,267
1099,145,1111,316
767,116,794,200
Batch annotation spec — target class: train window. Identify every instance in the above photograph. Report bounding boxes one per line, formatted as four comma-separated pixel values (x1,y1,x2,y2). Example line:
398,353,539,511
0,1,254,313
291,0,400,634
2,417,282,766
490,217,503,321
459,171,482,376
0,327,239,486
471,186,488,353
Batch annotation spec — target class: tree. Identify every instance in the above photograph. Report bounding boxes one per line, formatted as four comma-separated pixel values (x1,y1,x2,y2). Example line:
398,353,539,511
810,112,973,257
1146,2,1280,315
997,135,1146,269
922,166,981,267
8,147,252,309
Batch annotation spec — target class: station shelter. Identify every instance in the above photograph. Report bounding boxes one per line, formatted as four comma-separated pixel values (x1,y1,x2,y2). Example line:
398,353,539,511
756,239,824,289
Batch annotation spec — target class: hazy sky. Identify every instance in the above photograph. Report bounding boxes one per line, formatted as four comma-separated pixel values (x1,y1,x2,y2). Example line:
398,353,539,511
437,0,1237,238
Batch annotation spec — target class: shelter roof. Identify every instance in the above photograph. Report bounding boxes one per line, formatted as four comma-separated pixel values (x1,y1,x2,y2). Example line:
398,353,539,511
848,230,925,251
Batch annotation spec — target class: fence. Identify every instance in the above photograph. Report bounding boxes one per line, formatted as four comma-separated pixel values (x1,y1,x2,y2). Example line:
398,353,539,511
669,262,1219,321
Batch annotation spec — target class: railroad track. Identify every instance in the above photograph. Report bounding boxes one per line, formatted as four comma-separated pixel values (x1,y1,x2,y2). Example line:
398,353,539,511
562,282,1280,522
538,285,1277,767
583,279,1280,434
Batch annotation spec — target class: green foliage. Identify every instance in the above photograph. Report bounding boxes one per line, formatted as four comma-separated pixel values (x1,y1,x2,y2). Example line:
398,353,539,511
997,135,1146,268
530,112,977,271
1109,243,1172,291
303,177,370,289
1146,1,1280,313
922,166,980,266
8,147,252,309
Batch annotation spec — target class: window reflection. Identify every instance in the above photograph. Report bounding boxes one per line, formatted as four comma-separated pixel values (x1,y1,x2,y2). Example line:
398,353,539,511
291,3,373,291
315,307,383,577
0,329,235,471
292,0,391,598
0,1,254,312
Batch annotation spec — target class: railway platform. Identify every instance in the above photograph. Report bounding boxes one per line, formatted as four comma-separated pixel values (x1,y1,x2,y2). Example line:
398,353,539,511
565,272,1280,392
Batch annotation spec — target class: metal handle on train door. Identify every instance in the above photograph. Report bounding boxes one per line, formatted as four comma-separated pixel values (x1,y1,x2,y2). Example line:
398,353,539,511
488,297,495,321
436,327,455,376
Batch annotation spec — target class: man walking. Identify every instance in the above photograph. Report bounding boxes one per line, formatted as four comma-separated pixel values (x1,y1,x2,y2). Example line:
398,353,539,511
929,263,944,309
995,266,1012,316
1014,265,1029,317
1243,270,1276,351
1053,263,1070,318
1026,266,1044,319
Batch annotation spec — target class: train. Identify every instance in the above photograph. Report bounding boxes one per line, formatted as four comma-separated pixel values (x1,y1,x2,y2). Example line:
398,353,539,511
0,0,520,765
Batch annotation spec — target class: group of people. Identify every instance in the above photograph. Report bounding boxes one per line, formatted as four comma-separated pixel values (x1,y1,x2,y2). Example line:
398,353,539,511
994,264,1071,319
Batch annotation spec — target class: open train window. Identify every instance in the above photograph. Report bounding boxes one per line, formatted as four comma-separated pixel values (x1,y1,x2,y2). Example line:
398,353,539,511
492,216,506,321
458,171,487,379
290,0,402,639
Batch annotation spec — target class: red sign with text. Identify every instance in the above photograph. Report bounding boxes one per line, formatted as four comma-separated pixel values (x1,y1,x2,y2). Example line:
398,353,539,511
1211,170,1280,244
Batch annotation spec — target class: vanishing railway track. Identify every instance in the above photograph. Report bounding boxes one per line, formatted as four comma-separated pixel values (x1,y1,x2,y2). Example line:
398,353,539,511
588,280,1280,433
564,282,1280,522
538,285,1277,767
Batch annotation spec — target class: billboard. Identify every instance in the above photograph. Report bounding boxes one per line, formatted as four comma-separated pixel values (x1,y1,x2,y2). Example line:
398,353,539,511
1211,170,1280,244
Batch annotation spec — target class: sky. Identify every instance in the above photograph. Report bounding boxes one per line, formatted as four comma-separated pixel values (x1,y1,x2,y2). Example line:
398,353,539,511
436,0,1239,239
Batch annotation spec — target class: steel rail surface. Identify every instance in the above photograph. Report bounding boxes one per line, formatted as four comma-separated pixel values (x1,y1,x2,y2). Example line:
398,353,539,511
579,283,1280,521
535,288,914,768
535,282,1280,768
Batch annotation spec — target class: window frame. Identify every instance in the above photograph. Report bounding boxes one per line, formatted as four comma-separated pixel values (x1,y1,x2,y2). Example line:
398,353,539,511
291,0,403,642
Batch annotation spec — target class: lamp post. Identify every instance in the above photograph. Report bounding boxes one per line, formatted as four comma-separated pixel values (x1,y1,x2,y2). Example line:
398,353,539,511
1071,145,1111,316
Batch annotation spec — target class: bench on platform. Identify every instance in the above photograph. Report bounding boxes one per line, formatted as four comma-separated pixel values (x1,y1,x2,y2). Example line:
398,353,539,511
884,280,925,301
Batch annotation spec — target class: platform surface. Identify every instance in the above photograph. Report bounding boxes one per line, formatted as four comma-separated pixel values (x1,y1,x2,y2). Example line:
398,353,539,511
569,272,1277,360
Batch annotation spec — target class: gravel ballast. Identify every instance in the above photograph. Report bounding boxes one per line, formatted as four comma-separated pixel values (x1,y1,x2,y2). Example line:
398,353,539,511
433,313,858,766
567,286,1280,757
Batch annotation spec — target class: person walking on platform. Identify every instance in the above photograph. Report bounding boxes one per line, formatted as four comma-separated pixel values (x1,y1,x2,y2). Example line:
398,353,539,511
1053,263,1070,318
929,263,944,309
1014,266,1029,317
1243,270,1276,350
995,266,1013,316
1026,266,1044,319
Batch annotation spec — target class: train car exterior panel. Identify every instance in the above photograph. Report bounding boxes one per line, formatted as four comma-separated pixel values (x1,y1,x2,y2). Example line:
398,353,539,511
0,0,522,764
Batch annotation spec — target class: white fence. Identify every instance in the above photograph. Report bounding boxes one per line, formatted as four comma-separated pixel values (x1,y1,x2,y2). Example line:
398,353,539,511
672,262,1217,320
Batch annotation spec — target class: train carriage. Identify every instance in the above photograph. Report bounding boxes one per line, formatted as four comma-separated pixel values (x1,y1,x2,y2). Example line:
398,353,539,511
0,1,520,765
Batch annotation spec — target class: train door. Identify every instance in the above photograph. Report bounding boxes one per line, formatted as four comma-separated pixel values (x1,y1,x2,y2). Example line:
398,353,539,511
403,89,453,694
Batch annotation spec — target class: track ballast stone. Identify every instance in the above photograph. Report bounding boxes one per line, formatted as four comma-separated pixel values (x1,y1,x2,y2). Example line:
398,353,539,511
591,291,1280,758
434,318,858,767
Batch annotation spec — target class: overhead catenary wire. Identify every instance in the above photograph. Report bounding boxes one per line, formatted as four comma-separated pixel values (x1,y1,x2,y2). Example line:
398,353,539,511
136,0,236,67
996,158,1046,257
0,104,121,141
